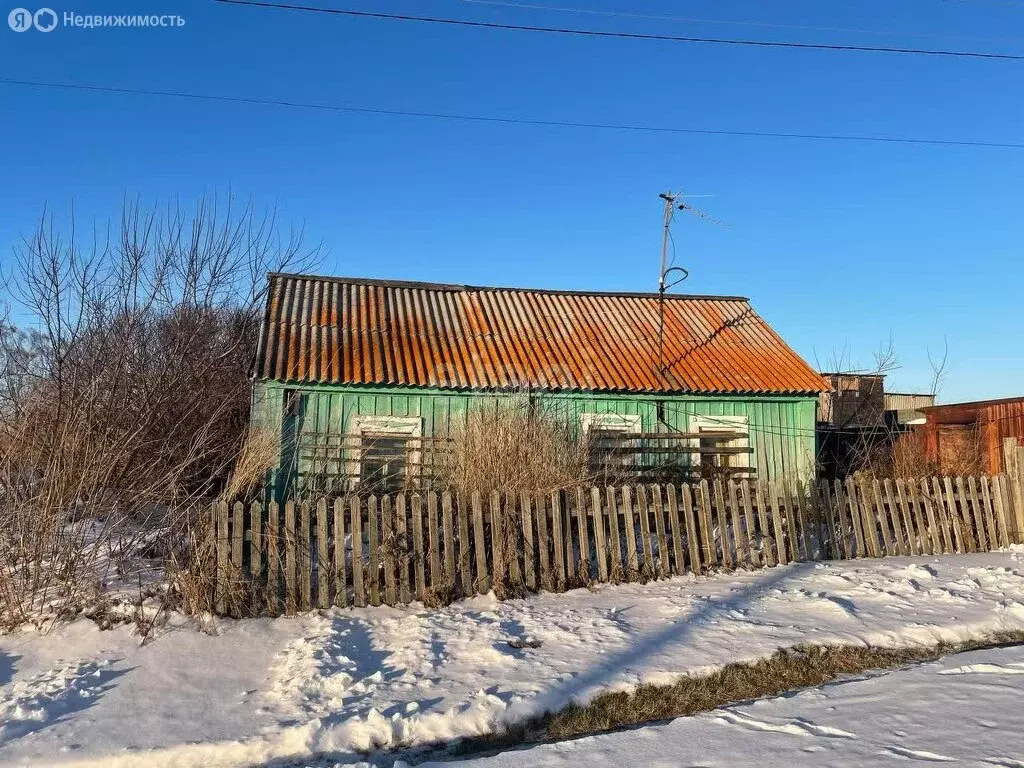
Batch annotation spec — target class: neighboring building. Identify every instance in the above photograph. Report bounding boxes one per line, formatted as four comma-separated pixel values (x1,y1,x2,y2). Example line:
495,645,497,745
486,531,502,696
818,373,886,429
918,397,1024,475
252,274,828,497
884,392,936,426
816,375,935,479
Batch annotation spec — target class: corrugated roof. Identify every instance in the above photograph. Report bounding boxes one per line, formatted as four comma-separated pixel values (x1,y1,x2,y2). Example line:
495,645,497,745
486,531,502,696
255,274,828,395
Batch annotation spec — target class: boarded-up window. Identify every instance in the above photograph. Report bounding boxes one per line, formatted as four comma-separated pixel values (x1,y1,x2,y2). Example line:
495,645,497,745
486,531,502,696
581,413,642,481
690,415,750,476
351,416,423,494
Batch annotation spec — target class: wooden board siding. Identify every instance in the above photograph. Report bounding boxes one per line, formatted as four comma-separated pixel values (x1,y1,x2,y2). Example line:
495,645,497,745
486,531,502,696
252,382,818,494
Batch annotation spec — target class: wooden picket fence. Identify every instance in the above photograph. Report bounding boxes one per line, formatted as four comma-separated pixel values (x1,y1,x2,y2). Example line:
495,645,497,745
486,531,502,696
212,474,1024,616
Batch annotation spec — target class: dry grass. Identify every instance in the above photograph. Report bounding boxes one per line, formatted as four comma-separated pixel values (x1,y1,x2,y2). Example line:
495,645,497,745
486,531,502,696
222,428,278,501
439,396,592,599
439,396,591,499
453,631,1024,754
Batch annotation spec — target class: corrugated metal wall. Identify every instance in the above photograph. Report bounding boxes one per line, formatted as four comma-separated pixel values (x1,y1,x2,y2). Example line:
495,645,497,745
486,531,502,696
252,383,818,491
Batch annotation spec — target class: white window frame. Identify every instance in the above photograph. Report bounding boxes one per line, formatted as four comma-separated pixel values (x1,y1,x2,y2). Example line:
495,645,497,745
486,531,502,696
350,415,423,488
581,413,643,471
689,414,750,469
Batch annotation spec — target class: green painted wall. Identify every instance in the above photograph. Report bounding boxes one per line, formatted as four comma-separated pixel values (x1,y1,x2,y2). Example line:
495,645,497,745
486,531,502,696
252,381,818,493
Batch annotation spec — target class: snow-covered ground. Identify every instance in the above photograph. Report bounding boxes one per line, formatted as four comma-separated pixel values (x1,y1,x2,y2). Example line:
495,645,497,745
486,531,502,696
430,643,1024,767
3,552,1024,767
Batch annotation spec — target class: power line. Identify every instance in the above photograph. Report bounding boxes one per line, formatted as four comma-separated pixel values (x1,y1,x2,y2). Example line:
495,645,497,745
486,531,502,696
213,0,1024,61
5,77,1024,150
461,0,1023,45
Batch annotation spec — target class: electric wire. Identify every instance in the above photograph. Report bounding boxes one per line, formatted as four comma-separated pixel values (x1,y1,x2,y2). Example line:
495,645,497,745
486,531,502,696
213,0,1024,61
4,78,1024,150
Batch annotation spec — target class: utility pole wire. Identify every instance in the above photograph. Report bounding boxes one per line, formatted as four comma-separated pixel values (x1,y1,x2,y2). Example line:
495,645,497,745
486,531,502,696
213,0,1024,61
462,0,1024,45
6,78,1024,150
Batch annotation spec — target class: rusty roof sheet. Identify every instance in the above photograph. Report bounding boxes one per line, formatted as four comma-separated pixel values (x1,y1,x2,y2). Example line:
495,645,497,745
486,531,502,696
255,274,828,395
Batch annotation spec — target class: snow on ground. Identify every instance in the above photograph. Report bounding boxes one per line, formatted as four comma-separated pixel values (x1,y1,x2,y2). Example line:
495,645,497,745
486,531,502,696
428,643,1024,767
3,552,1024,767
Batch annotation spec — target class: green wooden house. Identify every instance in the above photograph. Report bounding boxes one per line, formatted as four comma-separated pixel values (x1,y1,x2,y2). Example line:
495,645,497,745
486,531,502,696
252,274,827,497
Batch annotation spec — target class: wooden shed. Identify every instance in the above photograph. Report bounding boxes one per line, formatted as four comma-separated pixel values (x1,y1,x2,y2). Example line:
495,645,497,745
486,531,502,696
251,274,828,497
919,396,1024,475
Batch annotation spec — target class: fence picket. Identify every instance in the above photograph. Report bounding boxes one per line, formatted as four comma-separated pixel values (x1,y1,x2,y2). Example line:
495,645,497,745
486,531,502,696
395,493,411,604
967,477,989,552
522,492,538,590
490,491,505,590
954,477,976,552
727,480,746,566
778,480,798,563
991,476,1011,549
831,480,849,559
250,501,263,584
367,495,381,606
681,483,702,574
381,496,396,604
590,487,609,582
869,481,894,557
575,488,590,581
561,491,574,584
472,492,488,594
442,492,455,583
536,492,552,590
937,481,954,552
350,496,365,607
507,492,523,586
665,484,685,576
651,485,670,578
698,480,719,568
767,481,788,565
604,488,622,581
427,493,441,590
551,491,566,588
979,476,998,549
933,478,954,552
266,501,280,614
997,475,1017,545
714,479,734,569
636,486,654,578
881,480,906,556
855,479,878,557
412,494,427,601
897,479,923,555
915,479,940,554
284,501,297,614
317,499,330,609
739,480,760,568
215,501,229,615
231,501,245,580
620,487,639,577
458,494,473,596
897,479,921,557
816,480,839,560
755,481,776,566
334,498,347,608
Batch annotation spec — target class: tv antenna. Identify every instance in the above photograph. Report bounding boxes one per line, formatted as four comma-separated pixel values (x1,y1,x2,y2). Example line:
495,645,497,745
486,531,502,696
657,190,724,376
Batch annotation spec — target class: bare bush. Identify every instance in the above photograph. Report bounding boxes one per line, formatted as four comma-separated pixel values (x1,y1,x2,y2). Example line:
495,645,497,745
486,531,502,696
0,194,318,630
223,428,279,502
439,396,592,598
440,396,591,498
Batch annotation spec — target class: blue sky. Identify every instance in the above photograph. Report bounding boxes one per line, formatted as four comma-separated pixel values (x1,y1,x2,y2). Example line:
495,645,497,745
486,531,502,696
1,0,1022,402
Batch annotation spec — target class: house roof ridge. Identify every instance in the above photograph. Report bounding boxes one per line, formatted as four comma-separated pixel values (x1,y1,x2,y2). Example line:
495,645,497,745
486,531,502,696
267,272,750,303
